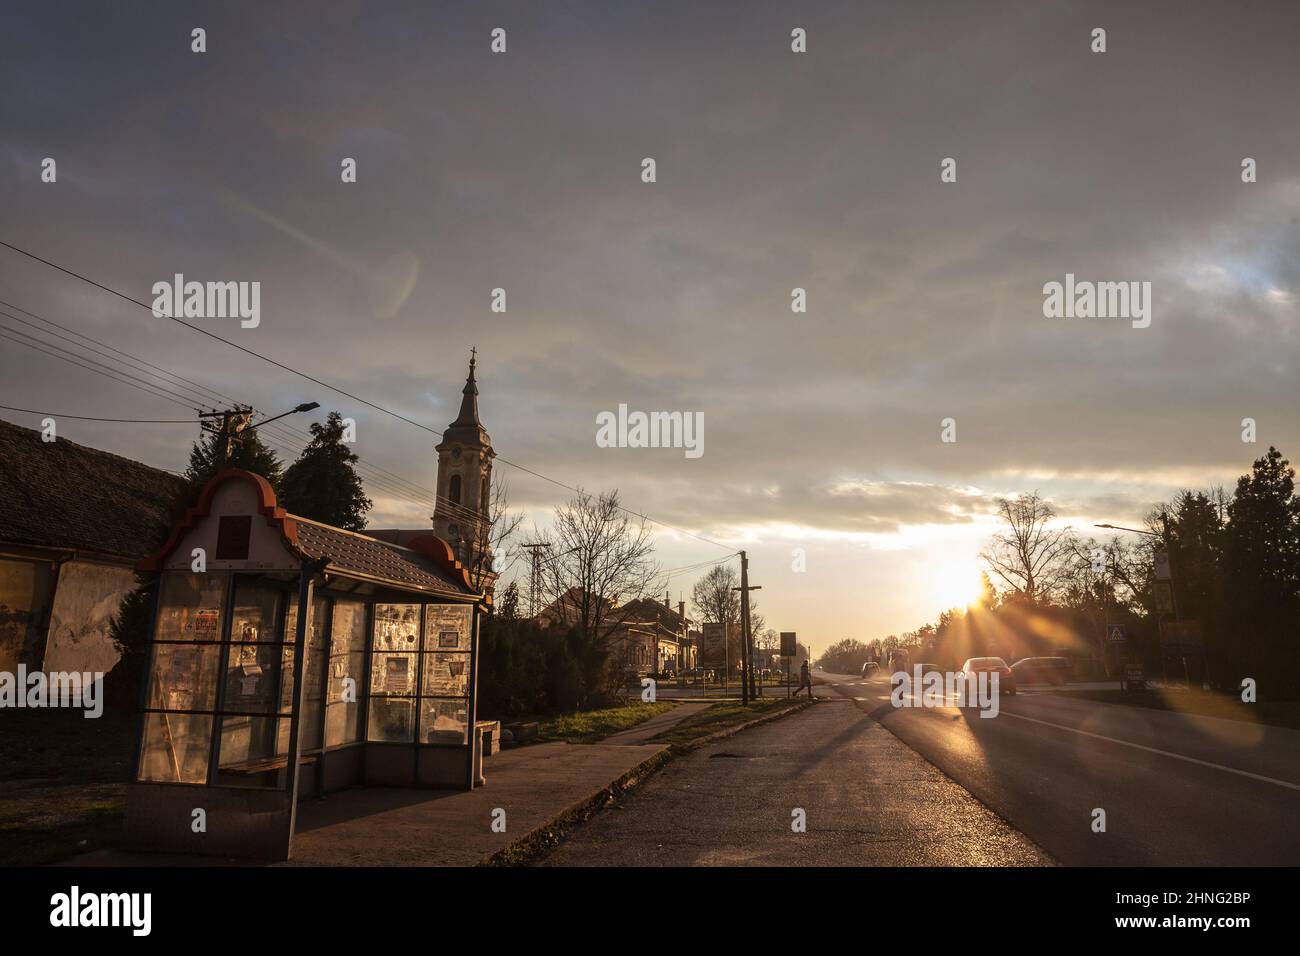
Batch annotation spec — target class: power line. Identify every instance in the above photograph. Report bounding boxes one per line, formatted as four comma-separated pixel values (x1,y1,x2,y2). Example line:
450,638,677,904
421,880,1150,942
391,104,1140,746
0,328,203,411
1,295,535,530
0,404,198,423
0,296,236,410
0,299,489,524
0,238,735,552
0,325,518,534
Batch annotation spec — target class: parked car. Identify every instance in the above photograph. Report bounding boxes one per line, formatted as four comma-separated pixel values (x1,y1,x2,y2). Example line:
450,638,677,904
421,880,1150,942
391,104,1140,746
961,656,1016,695
1011,656,1073,685
861,661,880,677
912,662,942,676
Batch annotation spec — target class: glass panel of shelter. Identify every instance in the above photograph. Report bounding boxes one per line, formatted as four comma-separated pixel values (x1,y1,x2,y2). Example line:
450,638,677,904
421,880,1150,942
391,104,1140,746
140,574,476,788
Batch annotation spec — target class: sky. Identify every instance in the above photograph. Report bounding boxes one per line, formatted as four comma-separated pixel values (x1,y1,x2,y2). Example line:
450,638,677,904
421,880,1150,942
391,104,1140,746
2,1,1297,656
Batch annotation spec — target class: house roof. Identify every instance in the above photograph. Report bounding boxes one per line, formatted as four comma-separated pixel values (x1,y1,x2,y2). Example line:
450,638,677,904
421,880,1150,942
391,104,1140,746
293,518,479,600
0,418,186,561
140,469,486,603
621,596,688,631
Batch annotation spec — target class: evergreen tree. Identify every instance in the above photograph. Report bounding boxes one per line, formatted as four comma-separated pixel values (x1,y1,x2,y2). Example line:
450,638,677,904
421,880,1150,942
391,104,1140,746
1224,447,1300,693
182,422,283,508
280,411,372,530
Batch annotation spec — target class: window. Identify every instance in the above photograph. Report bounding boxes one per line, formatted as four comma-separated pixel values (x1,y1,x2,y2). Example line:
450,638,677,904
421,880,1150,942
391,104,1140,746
285,595,328,753
449,474,462,505
325,600,366,747
138,572,229,784
213,579,300,787
215,515,252,560
480,475,489,512
421,605,472,744
368,604,420,742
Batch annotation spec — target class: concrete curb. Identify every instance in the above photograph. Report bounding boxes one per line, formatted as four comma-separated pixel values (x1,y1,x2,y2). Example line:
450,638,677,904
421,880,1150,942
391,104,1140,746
480,698,816,866
480,747,673,866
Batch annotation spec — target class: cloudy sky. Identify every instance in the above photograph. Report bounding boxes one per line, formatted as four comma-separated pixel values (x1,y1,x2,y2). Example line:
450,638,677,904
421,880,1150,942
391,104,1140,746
2,1,1297,653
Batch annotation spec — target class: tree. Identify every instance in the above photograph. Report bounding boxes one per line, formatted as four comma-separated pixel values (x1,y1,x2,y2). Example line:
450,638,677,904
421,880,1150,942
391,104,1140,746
1224,447,1300,693
537,489,659,701
818,638,873,674
461,478,524,597
102,574,157,711
183,422,282,507
981,493,1075,603
691,564,740,629
279,411,372,530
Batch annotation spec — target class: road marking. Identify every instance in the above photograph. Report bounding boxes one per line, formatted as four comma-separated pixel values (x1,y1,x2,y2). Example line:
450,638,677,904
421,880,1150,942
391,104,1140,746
999,711,1300,792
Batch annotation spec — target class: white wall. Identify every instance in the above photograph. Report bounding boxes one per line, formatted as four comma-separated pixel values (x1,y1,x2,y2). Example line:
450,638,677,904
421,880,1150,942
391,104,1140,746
43,559,137,674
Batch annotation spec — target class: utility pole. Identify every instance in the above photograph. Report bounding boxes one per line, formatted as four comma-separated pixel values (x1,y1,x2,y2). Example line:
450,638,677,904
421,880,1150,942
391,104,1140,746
733,551,761,705
200,406,254,470
520,542,551,617
199,401,318,471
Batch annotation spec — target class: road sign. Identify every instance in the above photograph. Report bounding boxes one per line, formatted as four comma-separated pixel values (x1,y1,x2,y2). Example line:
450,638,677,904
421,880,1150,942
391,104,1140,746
779,631,797,656
1154,551,1172,581
1121,663,1145,691
1107,624,1127,643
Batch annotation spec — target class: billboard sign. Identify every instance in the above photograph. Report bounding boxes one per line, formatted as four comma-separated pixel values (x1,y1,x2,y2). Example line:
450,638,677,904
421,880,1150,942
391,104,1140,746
780,631,797,656
701,622,729,667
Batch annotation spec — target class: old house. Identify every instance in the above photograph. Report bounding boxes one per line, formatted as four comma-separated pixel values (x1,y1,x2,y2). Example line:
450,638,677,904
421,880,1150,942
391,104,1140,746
0,418,184,675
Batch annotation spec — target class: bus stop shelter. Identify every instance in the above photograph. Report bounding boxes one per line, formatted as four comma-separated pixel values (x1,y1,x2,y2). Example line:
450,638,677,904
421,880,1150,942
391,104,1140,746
123,469,491,861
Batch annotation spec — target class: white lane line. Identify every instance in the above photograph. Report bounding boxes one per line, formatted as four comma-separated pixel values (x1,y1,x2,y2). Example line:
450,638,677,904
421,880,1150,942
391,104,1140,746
999,710,1300,792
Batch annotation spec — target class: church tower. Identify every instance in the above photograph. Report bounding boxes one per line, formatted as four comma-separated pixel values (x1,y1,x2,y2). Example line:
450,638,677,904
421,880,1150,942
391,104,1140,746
433,350,495,575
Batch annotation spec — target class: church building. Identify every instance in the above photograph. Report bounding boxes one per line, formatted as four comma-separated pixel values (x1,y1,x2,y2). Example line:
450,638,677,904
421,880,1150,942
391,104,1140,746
371,351,497,594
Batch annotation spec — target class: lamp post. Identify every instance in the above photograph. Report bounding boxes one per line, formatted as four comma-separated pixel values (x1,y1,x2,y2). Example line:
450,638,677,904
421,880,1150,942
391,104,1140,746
1096,515,1182,686
200,401,320,470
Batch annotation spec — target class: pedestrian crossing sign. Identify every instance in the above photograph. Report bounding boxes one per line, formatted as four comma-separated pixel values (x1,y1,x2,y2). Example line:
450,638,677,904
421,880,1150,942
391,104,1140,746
1107,625,1127,643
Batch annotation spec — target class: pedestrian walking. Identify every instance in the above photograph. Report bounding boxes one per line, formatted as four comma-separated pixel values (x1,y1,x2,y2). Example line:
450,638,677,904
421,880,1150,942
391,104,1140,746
794,659,813,697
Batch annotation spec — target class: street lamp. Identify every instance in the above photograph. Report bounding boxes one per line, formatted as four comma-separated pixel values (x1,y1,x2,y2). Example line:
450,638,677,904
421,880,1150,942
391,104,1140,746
201,401,321,469
255,401,321,427
1096,515,1185,687
1094,517,1179,617
1094,522,1156,538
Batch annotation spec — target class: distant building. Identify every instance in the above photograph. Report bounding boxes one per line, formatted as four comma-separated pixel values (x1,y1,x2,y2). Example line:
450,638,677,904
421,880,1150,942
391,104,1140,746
0,418,185,674
619,595,692,675
535,588,694,676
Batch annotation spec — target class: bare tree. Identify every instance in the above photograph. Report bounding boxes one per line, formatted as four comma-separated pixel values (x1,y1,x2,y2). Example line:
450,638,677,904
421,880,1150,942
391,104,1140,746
691,564,740,628
462,478,525,597
537,489,659,648
980,493,1075,603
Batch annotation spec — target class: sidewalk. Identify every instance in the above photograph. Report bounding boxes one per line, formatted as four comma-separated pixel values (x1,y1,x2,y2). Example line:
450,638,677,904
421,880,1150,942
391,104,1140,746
63,701,712,867
286,740,666,865
601,701,710,744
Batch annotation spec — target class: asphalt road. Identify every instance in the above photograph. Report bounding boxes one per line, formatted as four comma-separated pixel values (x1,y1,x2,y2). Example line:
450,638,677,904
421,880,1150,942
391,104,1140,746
821,670,1300,865
539,691,1051,866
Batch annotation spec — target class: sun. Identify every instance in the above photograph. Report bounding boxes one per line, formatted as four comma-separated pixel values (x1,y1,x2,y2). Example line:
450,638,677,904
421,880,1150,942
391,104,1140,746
926,559,985,611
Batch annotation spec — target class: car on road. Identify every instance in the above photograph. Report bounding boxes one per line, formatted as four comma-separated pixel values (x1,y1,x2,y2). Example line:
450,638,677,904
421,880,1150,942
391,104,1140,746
861,661,880,677
912,662,942,676
961,656,1016,695
1011,656,1073,685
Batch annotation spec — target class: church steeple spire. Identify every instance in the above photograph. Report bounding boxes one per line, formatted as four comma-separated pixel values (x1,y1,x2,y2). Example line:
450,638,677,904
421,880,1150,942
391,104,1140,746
450,347,481,429
433,349,495,587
